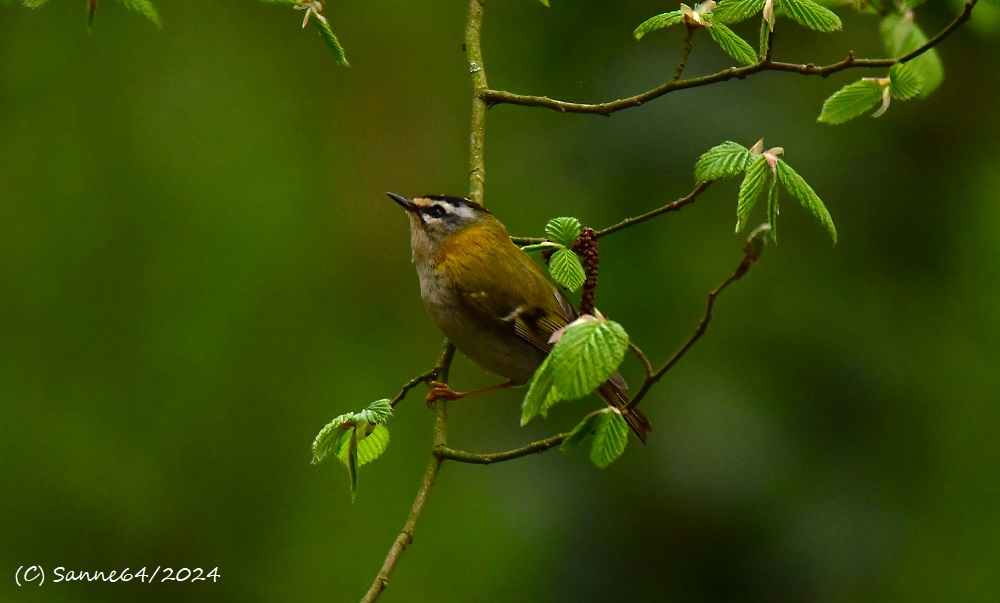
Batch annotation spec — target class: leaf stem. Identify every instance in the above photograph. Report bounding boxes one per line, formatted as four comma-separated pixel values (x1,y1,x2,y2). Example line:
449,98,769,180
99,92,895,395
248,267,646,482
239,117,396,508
673,26,695,82
480,0,979,116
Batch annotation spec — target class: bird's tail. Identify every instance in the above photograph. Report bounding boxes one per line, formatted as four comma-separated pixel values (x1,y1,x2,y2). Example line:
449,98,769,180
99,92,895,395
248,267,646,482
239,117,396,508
598,374,652,444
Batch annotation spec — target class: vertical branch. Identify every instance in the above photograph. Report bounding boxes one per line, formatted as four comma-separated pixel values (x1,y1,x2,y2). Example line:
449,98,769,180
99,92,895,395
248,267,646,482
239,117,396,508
465,0,488,205
361,343,454,603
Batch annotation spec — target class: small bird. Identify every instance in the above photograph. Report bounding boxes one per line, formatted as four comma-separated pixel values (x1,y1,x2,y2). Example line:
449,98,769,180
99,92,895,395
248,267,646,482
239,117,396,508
388,192,652,443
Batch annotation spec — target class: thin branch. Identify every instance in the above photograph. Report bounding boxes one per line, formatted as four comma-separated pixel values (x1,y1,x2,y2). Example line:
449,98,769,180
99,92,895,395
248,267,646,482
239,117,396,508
362,343,455,603
511,181,712,246
628,341,655,378
627,242,761,410
481,1,978,116
360,446,442,603
436,433,569,465
595,181,711,239
673,27,695,82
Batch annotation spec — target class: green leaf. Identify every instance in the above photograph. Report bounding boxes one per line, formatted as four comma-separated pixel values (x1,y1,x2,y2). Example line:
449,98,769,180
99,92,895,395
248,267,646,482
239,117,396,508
817,79,883,124
560,413,603,452
889,62,923,100
521,354,558,425
880,15,943,97
549,248,586,292
706,21,758,66
355,424,390,466
343,428,359,497
736,155,769,233
550,319,629,400
313,16,350,66
356,398,393,425
538,0,550,6
21,0,51,7
713,0,767,24
590,410,629,468
695,141,752,182
633,10,684,39
766,171,779,243
312,412,355,464
117,0,161,27
779,0,842,31
545,216,583,247
776,159,837,243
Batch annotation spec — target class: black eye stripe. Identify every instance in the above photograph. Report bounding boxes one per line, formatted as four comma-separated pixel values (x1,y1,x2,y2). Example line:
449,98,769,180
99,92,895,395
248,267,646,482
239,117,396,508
423,205,447,219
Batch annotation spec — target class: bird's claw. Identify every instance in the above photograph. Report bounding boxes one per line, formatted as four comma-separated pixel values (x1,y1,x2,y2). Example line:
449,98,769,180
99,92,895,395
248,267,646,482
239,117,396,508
425,381,462,406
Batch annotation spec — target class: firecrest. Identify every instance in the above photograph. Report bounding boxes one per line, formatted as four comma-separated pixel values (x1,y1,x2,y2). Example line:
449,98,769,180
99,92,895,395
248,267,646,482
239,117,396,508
387,192,651,442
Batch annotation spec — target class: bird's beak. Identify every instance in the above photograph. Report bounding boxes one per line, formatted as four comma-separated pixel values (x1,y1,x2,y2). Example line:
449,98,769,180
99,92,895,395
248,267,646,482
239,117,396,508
386,192,417,212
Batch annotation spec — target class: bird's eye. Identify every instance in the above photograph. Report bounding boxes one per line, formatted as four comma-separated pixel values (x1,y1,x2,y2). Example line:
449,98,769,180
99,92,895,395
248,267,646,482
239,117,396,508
426,205,446,219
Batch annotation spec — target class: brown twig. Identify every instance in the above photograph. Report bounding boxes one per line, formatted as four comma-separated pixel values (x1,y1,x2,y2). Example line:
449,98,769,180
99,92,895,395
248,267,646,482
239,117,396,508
673,26,695,82
436,433,569,465
362,344,454,603
481,1,979,116
511,181,712,246
626,241,762,410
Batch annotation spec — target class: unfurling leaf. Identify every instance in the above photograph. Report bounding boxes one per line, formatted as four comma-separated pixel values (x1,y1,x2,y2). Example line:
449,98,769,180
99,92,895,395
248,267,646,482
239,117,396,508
817,79,883,124
881,14,943,97
545,216,583,247
775,159,837,243
889,62,924,100
590,410,629,468
522,318,629,423
312,411,357,464
549,248,587,292
560,413,603,451
118,0,161,27
313,399,394,497
736,154,769,233
521,354,559,425
312,14,350,66
550,319,628,400
695,141,752,182
707,21,758,66
712,0,766,24
780,0,842,32
634,10,685,39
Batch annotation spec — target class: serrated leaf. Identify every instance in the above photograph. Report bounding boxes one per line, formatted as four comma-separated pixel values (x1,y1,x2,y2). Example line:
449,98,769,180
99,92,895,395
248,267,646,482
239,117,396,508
633,10,685,39
355,424,390,466
560,413,603,452
776,159,837,243
881,15,943,97
766,172,779,243
313,16,350,66
736,155,769,233
817,79,883,124
356,398,393,425
707,21,758,65
550,320,629,400
549,248,586,292
545,216,583,247
780,0,842,31
521,354,559,425
118,0,160,27
695,141,752,182
889,62,923,100
590,410,629,468
312,412,355,464
713,0,766,24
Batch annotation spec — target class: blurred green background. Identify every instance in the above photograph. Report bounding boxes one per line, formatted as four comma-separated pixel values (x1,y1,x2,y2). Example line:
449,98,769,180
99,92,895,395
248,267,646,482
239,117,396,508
2,1,999,601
